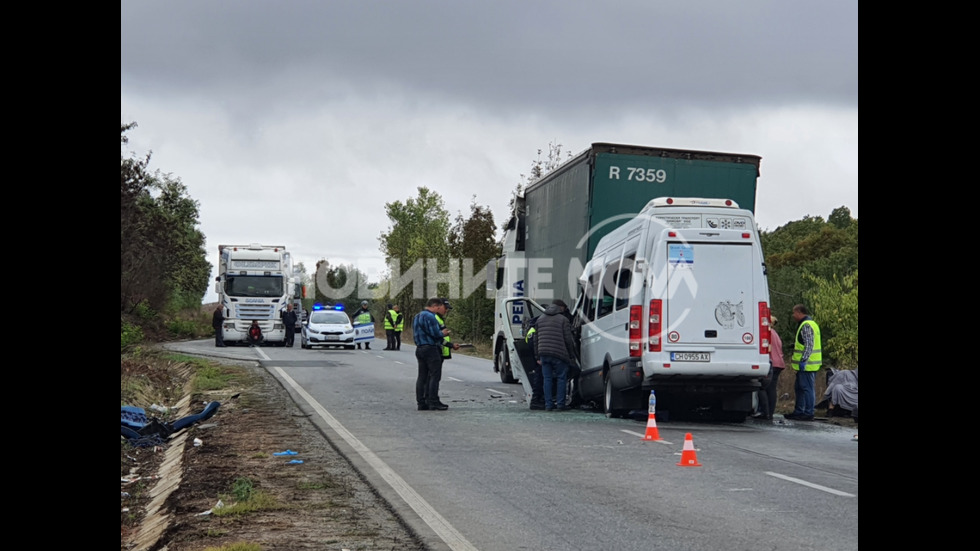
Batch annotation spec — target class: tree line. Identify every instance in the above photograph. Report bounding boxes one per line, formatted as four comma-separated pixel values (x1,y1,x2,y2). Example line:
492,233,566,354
121,123,210,318
761,207,858,369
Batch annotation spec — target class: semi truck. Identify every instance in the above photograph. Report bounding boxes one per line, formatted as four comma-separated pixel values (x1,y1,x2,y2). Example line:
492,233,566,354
486,143,766,419
214,243,298,346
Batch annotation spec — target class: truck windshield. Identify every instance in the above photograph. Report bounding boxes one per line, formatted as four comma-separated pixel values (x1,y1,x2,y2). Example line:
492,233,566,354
225,275,284,297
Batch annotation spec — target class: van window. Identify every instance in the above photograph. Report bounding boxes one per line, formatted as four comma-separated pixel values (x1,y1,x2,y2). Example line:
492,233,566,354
615,253,635,311
585,268,600,322
599,259,618,318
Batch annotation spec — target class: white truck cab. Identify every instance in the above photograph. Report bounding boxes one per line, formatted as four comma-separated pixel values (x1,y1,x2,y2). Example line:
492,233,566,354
573,197,772,421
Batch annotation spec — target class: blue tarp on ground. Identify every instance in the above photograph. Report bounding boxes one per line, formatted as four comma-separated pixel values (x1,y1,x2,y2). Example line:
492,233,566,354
121,402,221,444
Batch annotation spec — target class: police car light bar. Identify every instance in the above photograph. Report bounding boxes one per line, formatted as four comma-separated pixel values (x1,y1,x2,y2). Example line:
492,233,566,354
313,302,345,311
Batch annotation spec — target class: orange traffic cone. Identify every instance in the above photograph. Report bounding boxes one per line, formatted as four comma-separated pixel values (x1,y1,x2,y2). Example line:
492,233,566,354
642,412,661,441
676,433,702,467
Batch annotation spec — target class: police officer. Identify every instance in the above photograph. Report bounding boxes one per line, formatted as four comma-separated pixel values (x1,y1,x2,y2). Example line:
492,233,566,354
437,299,461,361
383,303,401,350
393,305,404,350
352,300,375,350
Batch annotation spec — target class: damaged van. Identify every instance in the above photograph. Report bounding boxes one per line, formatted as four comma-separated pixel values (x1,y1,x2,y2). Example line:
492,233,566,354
572,197,772,422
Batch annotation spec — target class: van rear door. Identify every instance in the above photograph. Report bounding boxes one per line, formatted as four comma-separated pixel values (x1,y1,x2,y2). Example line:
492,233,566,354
664,241,757,346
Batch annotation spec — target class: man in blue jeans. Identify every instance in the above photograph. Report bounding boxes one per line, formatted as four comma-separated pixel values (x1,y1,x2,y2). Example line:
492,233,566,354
786,304,822,421
414,298,451,411
533,299,577,411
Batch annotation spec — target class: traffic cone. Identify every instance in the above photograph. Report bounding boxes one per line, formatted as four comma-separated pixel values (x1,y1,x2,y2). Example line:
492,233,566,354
676,433,702,467
642,412,661,441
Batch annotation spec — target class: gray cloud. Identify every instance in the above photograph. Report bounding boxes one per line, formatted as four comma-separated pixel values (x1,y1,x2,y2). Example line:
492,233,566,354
122,1,857,112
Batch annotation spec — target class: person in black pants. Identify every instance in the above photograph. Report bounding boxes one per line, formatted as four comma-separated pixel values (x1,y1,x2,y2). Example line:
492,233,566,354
414,298,450,410
753,315,786,420
212,305,226,347
392,305,404,350
282,303,298,347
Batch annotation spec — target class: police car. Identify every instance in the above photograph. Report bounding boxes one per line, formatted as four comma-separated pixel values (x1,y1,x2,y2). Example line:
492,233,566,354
301,303,356,349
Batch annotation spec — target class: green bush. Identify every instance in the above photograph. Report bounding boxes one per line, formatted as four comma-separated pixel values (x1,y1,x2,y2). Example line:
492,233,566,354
121,320,144,350
133,300,156,320
166,318,200,339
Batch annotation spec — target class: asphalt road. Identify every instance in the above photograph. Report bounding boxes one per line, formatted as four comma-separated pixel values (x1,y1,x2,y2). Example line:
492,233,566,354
165,338,858,551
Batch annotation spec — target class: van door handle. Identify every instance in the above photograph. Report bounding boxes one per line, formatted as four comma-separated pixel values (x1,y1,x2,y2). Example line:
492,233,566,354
624,323,629,331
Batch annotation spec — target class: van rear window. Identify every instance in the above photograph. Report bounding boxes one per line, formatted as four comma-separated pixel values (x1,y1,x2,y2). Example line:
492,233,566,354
668,244,694,266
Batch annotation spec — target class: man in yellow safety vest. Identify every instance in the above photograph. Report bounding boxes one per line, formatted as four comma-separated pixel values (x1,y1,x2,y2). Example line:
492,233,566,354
383,304,404,350
786,304,822,421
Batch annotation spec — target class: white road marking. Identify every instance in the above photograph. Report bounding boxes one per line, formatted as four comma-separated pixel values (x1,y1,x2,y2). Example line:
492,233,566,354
486,388,507,395
765,472,856,497
272,366,480,551
445,377,463,382
622,429,673,445
254,348,270,360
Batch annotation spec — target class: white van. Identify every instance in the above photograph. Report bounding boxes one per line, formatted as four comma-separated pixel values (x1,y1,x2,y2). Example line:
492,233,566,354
571,197,772,421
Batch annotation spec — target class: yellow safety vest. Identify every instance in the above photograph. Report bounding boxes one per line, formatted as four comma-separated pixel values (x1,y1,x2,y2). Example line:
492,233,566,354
384,309,398,330
395,312,404,332
436,313,451,359
791,319,822,371
525,327,536,343
354,310,372,325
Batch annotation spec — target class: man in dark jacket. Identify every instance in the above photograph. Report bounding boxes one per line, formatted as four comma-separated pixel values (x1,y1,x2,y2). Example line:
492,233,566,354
281,303,298,347
533,299,577,411
212,305,226,347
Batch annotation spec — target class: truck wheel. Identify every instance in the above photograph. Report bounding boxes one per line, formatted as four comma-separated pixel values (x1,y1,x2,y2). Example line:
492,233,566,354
497,349,517,384
604,375,626,419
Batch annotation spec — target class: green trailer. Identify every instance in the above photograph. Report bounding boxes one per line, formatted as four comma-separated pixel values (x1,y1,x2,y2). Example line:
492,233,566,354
489,142,762,391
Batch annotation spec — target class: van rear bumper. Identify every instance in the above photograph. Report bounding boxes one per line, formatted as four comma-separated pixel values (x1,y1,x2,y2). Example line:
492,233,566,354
605,359,764,392
642,374,763,394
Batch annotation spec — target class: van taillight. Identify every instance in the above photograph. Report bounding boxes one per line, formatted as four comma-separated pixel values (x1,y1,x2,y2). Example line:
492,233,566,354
648,299,662,352
629,305,642,357
758,302,770,355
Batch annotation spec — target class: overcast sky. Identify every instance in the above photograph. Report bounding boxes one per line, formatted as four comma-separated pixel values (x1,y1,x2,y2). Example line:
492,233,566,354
120,1,858,303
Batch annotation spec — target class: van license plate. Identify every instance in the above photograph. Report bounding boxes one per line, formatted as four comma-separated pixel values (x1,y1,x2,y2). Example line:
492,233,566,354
671,352,709,362
325,335,339,341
